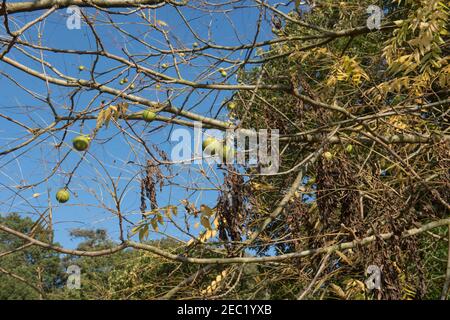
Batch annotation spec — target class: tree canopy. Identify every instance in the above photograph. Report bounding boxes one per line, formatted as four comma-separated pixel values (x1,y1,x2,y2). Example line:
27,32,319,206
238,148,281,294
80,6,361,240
0,0,448,299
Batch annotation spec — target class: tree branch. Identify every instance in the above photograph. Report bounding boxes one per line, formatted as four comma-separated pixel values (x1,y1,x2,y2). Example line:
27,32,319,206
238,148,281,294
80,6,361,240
1,0,165,15
2,216,450,265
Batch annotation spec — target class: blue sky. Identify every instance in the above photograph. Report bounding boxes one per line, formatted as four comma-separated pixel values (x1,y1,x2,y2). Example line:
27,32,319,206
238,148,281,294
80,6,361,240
0,1,298,249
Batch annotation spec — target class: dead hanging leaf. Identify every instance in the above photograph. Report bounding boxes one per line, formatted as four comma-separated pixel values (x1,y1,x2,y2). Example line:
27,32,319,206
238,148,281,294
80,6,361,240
117,102,129,118
96,106,115,129
96,108,106,129
96,102,130,130
109,105,118,120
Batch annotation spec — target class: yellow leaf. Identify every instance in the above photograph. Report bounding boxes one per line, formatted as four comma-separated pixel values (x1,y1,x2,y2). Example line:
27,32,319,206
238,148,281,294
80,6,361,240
139,224,149,242
200,204,214,216
200,216,211,230
164,206,171,218
213,217,219,228
96,109,106,129
156,20,168,27
335,250,353,266
329,283,346,299
131,225,141,235
151,218,159,231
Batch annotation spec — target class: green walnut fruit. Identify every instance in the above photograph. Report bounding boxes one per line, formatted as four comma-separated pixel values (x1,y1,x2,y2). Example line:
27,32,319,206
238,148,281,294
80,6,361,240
228,102,236,109
202,137,216,149
72,135,90,151
322,151,333,161
220,69,227,77
161,63,168,69
193,42,199,48
142,110,157,122
345,144,353,153
221,145,235,163
202,137,221,156
56,188,70,203
78,65,85,71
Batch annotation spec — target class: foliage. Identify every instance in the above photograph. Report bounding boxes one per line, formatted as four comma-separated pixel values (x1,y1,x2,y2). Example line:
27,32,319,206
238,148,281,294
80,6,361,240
0,0,448,300
0,214,63,299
